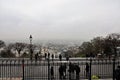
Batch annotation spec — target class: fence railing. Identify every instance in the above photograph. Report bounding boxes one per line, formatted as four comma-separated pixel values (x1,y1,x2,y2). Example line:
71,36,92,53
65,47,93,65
0,58,119,80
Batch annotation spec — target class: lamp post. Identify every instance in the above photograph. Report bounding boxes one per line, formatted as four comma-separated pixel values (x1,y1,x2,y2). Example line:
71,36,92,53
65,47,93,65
112,39,117,80
29,35,33,61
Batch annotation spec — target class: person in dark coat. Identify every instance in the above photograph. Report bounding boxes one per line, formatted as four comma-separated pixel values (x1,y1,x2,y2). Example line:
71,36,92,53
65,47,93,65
115,66,120,80
75,64,80,80
51,66,54,80
35,53,38,62
85,63,89,79
59,65,64,80
68,62,75,80
45,53,47,59
63,63,67,79
68,62,72,80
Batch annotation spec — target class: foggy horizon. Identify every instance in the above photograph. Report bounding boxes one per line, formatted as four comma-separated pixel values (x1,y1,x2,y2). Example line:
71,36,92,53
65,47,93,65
0,0,120,41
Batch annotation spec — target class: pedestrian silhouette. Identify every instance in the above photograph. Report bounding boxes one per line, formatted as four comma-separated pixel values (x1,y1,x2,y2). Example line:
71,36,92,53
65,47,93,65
59,54,62,61
45,53,47,59
51,54,54,61
59,65,64,80
35,53,38,62
85,63,89,79
50,66,54,80
68,62,72,80
115,66,120,80
75,64,80,80
68,62,75,80
63,63,67,79
66,56,69,61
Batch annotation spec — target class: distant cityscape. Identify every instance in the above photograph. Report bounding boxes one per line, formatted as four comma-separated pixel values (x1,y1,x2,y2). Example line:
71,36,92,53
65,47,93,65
0,39,82,58
0,33,120,59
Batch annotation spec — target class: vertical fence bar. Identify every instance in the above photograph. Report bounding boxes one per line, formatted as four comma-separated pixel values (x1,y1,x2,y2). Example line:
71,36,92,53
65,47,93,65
113,58,115,80
48,58,50,80
13,60,15,79
10,60,11,80
24,60,26,80
26,60,28,79
89,58,92,80
1,60,3,80
5,60,6,80
22,59,24,80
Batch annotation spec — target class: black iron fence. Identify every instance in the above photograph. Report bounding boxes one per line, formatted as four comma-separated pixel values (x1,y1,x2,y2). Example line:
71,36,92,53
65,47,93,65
0,58,120,80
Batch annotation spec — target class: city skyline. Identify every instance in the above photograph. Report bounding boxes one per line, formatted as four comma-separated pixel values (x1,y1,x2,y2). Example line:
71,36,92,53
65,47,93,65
0,0,120,41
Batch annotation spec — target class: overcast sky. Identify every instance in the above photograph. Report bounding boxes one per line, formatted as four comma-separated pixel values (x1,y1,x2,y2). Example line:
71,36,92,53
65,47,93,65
0,0,120,42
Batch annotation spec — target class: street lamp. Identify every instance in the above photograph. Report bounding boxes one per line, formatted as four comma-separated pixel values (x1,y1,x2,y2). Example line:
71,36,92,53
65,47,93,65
30,35,32,44
29,35,33,60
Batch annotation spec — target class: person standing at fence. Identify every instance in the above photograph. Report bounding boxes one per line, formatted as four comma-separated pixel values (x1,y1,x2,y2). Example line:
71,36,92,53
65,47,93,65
75,64,80,80
63,63,67,79
85,62,89,79
68,62,72,80
45,53,47,60
68,62,75,80
115,66,120,80
35,53,38,62
51,66,54,80
59,65,64,80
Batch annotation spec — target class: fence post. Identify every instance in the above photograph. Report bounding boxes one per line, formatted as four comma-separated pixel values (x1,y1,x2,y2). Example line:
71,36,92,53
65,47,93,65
22,59,24,80
89,58,92,80
48,53,50,80
113,58,115,80
10,60,12,80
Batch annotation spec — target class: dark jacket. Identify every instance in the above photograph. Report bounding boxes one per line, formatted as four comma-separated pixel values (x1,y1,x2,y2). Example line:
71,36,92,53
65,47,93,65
115,68,120,80
75,65,80,74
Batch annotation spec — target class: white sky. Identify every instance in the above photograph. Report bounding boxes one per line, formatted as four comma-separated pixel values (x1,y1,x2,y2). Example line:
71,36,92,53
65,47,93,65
0,0,120,41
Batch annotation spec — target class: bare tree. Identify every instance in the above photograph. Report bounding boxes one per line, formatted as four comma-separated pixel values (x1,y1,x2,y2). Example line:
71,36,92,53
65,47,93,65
0,43,15,58
10,42,26,57
0,40,6,48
